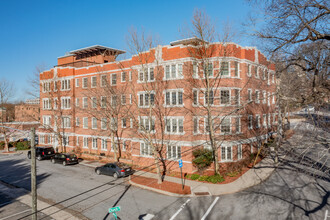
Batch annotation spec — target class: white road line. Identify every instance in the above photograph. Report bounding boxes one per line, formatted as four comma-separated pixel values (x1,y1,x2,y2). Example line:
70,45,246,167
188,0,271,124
0,209,30,220
201,197,219,220
169,199,191,220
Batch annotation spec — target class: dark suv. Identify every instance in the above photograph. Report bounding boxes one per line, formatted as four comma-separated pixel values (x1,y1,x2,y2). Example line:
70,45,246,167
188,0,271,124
27,146,55,161
50,153,79,166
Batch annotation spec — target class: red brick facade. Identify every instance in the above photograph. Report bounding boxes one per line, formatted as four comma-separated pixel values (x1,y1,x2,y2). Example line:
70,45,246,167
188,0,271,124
38,42,277,174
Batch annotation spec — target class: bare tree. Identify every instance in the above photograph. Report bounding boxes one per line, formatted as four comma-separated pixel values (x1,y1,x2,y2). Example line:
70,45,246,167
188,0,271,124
246,0,330,53
0,78,14,152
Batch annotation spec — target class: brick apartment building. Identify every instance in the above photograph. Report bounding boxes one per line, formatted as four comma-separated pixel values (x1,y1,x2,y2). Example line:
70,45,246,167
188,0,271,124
38,38,277,173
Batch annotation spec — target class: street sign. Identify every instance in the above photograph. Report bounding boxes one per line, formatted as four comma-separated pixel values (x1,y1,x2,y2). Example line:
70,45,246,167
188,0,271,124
178,159,183,168
109,206,121,213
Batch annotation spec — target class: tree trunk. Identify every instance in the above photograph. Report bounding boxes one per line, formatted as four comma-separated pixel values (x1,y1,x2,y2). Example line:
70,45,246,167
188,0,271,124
153,147,162,184
112,132,118,162
4,135,9,152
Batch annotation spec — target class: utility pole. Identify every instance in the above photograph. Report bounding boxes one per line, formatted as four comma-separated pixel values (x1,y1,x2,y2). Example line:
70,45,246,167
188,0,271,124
30,127,37,220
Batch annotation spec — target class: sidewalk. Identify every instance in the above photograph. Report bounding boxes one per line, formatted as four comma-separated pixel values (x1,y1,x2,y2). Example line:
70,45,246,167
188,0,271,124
78,158,275,197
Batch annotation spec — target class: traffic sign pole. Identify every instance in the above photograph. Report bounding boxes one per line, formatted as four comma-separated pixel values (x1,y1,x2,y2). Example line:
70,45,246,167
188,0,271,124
178,159,184,190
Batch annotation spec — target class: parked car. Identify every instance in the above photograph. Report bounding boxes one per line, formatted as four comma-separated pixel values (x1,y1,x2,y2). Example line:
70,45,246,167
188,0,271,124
95,162,134,179
50,153,79,166
27,146,55,161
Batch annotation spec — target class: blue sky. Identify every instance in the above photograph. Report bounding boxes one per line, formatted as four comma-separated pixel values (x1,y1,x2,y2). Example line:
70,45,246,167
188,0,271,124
0,0,255,102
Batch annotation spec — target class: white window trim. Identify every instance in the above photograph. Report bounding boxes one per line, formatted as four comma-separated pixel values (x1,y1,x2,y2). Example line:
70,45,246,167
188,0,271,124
163,63,184,81
140,142,153,157
166,145,182,160
91,76,97,88
75,78,79,87
83,117,88,129
138,91,156,108
92,117,97,129
248,115,253,130
221,146,233,162
83,137,88,149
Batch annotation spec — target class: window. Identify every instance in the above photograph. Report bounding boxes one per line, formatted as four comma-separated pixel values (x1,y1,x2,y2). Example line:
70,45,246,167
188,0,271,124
42,98,51,110
256,115,260,128
61,79,71,91
75,78,79,87
193,117,199,134
83,77,88,88
130,118,133,128
140,142,153,156
234,61,239,77
54,98,58,109
43,116,51,126
111,95,117,107
76,136,79,146
254,66,259,78
91,97,97,108
235,117,241,133
263,114,267,128
101,96,106,108
101,75,107,87
61,97,71,109
129,71,132,81
205,90,214,105
121,95,126,105
193,62,198,78
83,117,88,129
164,64,183,80
139,67,156,82
268,114,271,128
61,116,71,128
92,117,97,129
273,113,276,125
101,139,107,150
221,146,232,161
267,71,270,85
101,118,107,130
221,117,231,133
193,90,198,105
122,118,126,128
262,69,266,80
62,135,69,147
123,141,128,151
167,145,181,160
138,91,155,107
42,82,51,93
268,92,270,106
248,89,252,102
220,90,230,105
83,97,88,108
272,73,275,83
233,89,240,105
91,76,97,88
92,138,97,149
110,118,118,131
111,141,119,152
76,117,80,127
121,72,126,82
248,115,253,130
40,135,45,144
220,62,229,76
139,116,155,132
237,144,242,160
272,93,275,104
164,89,183,107
165,117,184,134
111,74,117,85
54,81,58,91
75,98,79,107
83,137,88,148
263,91,266,104
255,90,260,104
204,63,213,77
247,64,251,77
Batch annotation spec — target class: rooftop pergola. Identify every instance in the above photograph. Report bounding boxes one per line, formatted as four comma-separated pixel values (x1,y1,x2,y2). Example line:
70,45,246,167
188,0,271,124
69,45,126,57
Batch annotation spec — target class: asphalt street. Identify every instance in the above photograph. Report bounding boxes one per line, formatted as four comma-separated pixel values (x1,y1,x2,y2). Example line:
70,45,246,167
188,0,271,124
0,119,329,220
